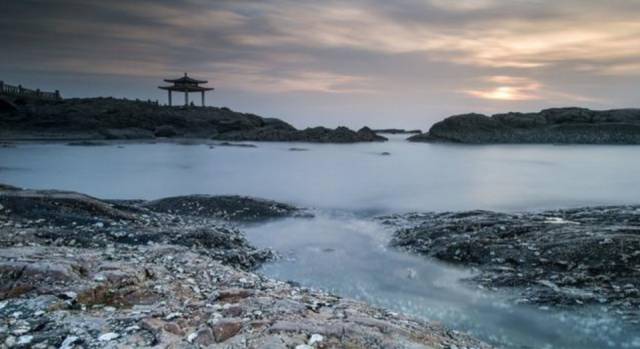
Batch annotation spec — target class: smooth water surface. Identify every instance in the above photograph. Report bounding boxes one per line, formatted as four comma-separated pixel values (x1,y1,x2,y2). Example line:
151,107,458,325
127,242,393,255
1,135,640,213
2,136,640,348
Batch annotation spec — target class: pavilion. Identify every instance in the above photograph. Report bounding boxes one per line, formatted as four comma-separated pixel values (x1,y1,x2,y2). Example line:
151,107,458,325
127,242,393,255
159,73,214,107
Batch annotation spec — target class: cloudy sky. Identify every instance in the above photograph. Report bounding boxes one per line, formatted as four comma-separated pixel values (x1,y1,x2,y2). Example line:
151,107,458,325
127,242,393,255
1,0,639,129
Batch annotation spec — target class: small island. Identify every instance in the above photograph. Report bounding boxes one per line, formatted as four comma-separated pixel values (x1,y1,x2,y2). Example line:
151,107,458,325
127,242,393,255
0,95,386,143
409,107,640,144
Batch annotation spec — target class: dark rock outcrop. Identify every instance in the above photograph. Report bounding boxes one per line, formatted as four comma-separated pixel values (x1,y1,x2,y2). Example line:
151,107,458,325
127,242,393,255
215,125,387,143
0,97,17,112
143,195,305,222
409,107,640,144
384,206,640,322
0,97,386,143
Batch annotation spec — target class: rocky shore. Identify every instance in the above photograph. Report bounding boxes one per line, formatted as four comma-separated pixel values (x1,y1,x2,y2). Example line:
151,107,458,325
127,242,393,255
384,207,640,323
409,107,640,144
0,185,490,349
0,97,386,143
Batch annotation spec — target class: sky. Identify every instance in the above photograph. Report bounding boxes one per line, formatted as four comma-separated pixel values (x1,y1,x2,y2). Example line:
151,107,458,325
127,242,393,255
1,0,639,129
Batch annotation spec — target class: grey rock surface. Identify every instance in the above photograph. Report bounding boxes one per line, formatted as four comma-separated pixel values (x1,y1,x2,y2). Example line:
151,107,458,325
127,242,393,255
384,206,640,323
0,184,492,348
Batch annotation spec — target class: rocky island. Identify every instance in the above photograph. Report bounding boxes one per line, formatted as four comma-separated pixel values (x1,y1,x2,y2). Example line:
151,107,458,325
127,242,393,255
0,184,490,349
0,97,386,143
383,207,640,324
409,107,640,144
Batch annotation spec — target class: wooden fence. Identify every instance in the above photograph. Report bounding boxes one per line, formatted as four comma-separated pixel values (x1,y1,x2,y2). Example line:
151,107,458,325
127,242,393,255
0,80,61,100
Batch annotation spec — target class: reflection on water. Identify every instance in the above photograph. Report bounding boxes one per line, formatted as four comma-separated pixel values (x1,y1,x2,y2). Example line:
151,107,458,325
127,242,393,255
2,137,640,348
245,213,640,349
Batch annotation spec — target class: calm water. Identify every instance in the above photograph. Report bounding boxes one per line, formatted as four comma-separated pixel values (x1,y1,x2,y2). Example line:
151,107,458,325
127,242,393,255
1,136,640,348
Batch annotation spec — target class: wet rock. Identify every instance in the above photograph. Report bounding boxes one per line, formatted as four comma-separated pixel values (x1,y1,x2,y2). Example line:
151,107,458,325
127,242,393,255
0,189,137,225
216,142,257,148
386,206,640,321
0,185,493,349
143,195,304,222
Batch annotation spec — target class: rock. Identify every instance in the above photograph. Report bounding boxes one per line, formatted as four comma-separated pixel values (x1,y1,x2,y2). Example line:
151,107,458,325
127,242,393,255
58,291,78,301
296,345,313,349
217,142,257,148
211,320,242,342
409,107,640,144
308,333,323,345
385,206,640,320
0,97,387,143
216,125,387,143
59,336,80,349
16,335,33,345
192,327,216,346
143,195,303,222
0,97,18,112
0,185,494,349
98,332,120,341
154,125,179,138
100,128,155,140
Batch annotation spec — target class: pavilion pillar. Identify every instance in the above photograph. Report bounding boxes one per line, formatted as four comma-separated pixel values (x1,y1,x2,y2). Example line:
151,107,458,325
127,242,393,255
168,90,172,106
185,91,189,106
201,91,205,107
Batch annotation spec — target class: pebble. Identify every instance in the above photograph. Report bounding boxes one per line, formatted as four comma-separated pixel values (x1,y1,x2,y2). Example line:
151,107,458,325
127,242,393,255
16,335,33,345
295,345,313,349
308,333,324,345
165,312,182,320
98,332,120,341
59,336,80,349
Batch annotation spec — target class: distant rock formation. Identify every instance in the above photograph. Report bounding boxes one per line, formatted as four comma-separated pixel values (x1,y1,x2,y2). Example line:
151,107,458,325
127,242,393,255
373,128,421,134
0,97,386,143
409,107,640,144
216,125,387,143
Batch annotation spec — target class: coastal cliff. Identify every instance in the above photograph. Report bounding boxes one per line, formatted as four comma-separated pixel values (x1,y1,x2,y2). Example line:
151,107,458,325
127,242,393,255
0,97,386,143
409,107,640,144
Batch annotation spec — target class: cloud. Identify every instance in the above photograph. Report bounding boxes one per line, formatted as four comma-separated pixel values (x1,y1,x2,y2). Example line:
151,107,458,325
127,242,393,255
0,0,638,128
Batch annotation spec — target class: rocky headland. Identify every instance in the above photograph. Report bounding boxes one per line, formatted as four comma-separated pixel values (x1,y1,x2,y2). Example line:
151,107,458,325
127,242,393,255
383,207,640,323
0,185,490,349
408,107,640,144
0,97,387,143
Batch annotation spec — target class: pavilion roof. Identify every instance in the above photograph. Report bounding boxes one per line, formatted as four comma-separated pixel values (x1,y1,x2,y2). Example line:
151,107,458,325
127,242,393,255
164,73,208,84
159,85,214,92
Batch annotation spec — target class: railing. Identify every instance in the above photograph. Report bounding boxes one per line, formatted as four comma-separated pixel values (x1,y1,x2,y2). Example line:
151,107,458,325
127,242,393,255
0,80,62,100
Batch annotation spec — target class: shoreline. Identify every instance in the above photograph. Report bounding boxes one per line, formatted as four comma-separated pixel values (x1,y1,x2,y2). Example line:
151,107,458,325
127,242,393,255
0,185,492,349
